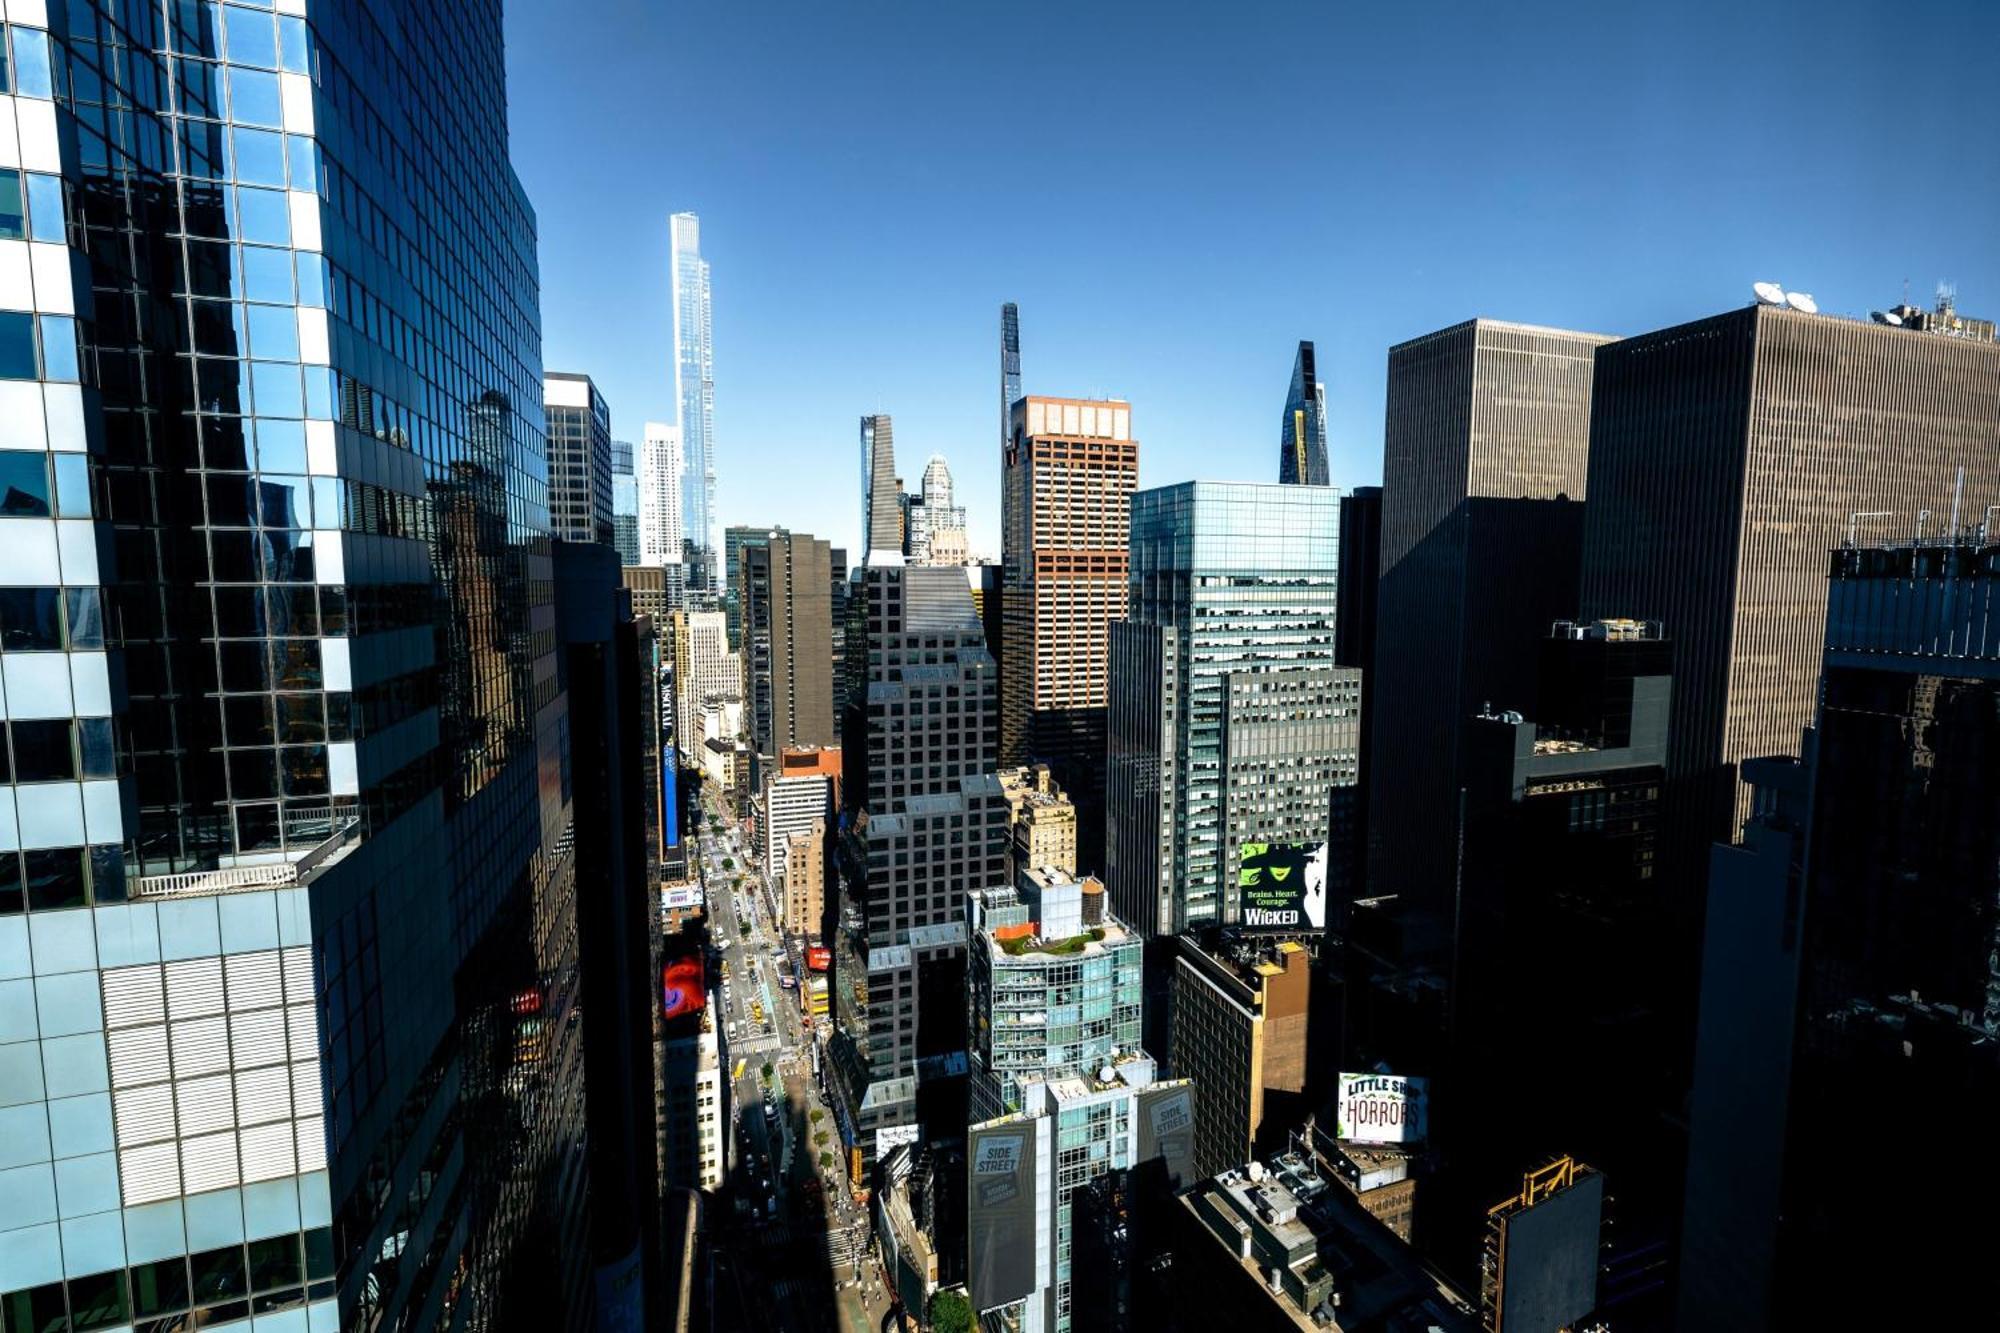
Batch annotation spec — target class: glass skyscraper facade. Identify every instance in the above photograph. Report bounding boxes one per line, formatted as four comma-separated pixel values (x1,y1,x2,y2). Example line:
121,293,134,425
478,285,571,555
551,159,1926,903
1,4,592,1330
1278,340,1330,486
610,439,639,566
668,212,714,592
1107,482,1357,934
542,371,613,547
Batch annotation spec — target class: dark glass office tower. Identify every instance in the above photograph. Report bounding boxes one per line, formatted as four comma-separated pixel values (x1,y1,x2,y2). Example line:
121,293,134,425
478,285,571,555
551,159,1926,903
1771,540,2000,1327
1368,319,1611,912
0,4,598,1329
829,565,1008,1181
1000,302,1022,448
1278,340,1330,486
1335,486,1380,898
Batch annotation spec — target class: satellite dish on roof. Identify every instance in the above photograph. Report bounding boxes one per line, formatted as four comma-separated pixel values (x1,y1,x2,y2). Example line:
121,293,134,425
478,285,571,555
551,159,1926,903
1753,281,1787,306
1871,309,1903,327
1785,291,1819,314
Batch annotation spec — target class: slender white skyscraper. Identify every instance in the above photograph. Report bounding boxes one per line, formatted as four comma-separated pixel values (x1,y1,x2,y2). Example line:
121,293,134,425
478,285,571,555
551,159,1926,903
670,212,717,589
639,420,685,564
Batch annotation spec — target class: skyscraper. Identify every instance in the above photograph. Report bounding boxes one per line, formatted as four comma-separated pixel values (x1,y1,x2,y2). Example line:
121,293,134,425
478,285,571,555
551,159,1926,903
1001,396,1139,871
829,566,1008,1179
1107,483,1359,937
1000,302,1023,448
669,212,716,590
1368,319,1613,911
906,453,967,565
542,372,614,546
859,414,901,556
1577,302,2000,868
738,532,835,759
0,2,601,1327
611,439,641,566
1278,341,1331,486
669,610,740,766
1335,485,1381,896
638,420,685,566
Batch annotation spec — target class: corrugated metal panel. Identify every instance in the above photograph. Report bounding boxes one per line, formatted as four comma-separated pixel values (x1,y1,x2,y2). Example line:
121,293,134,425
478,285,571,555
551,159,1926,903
295,1116,327,1172
170,1016,231,1079
282,947,315,1003
180,1130,239,1193
113,1083,176,1147
108,1026,171,1088
102,967,165,1029
119,1142,182,1206
234,1065,292,1126
286,1003,319,1061
176,1073,237,1137
224,952,284,1011
231,1009,289,1069
238,1122,296,1183
165,958,226,1020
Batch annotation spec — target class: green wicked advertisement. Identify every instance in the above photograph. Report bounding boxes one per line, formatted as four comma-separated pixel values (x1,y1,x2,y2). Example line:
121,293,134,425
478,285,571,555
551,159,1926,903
1236,840,1330,929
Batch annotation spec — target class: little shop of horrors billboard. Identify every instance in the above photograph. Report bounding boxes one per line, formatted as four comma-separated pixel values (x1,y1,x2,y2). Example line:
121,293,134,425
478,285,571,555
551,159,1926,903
1236,840,1330,930
1336,1072,1429,1146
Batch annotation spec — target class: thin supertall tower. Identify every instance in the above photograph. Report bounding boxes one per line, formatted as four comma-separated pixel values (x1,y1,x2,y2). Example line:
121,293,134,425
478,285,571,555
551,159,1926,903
1001,302,1023,447
670,212,717,590
1279,340,1332,485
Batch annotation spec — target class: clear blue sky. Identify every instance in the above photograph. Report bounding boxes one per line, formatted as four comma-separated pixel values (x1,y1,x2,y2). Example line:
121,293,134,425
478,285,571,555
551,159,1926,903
504,0,1999,557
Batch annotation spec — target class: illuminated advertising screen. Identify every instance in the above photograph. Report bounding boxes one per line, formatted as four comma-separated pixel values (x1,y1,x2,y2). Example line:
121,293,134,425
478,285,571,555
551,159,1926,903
806,946,832,973
1336,1071,1429,1145
662,955,706,1021
1237,840,1330,930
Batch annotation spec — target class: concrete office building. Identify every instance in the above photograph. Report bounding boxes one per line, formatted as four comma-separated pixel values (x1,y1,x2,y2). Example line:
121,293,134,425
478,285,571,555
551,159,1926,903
761,747,839,929
0,2,621,1327
660,979,726,1194
543,373,614,547
1278,340,1331,486
1108,483,1360,937
1369,320,1614,911
738,532,836,760
1001,396,1138,869
1171,935,1320,1179
638,420,685,567
782,820,827,942
906,454,968,565
669,611,739,766
997,765,1077,879
1577,301,2000,876
829,559,1008,1180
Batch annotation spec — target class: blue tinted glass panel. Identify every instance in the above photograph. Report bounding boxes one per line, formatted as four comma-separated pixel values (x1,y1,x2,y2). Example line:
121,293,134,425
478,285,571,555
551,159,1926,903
278,16,310,74
0,313,37,379
12,27,54,99
236,187,290,245
256,419,306,472
286,135,318,193
295,252,327,309
245,303,298,361
251,361,302,417
0,450,51,516
25,173,63,242
241,246,294,303
303,366,334,420
231,127,285,186
54,453,91,517
223,6,280,69
228,66,282,126
0,171,23,239
39,317,79,382
65,589,104,649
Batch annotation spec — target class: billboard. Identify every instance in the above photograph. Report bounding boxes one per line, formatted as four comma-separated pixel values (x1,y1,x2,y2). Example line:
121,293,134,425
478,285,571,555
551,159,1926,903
1135,1083,1197,1190
1497,1171,1603,1332
968,1120,1038,1312
662,955,706,1021
806,945,832,972
1237,840,1330,930
1336,1071,1429,1145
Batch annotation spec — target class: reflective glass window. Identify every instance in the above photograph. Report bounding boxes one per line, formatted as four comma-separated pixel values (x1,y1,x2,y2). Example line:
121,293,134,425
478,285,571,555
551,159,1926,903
12,719,76,781
1,1282,69,1333
53,452,90,517
0,450,51,515
0,311,37,379
0,588,61,649
176,55,223,116
231,127,286,185
223,6,280,69
26,173,65,242
79,719,116,779
67,1265,131,1331
295,252,327,309
287,134,318,193
39,316,80,383
245,302,298,361
257,419,307,472
236,186,290,245
0,853,20,915
131,1257,192,1319
0,170,23,239
241,245,294,303
278,15,310,74
65,589,105,649
24,849,86,911
228,65,283,126
11,26,54,99
251,361,302,417
258,475,308,527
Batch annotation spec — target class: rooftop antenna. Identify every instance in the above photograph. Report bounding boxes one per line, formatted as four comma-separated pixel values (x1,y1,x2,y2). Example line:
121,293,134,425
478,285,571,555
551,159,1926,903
1949,468,1965,538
